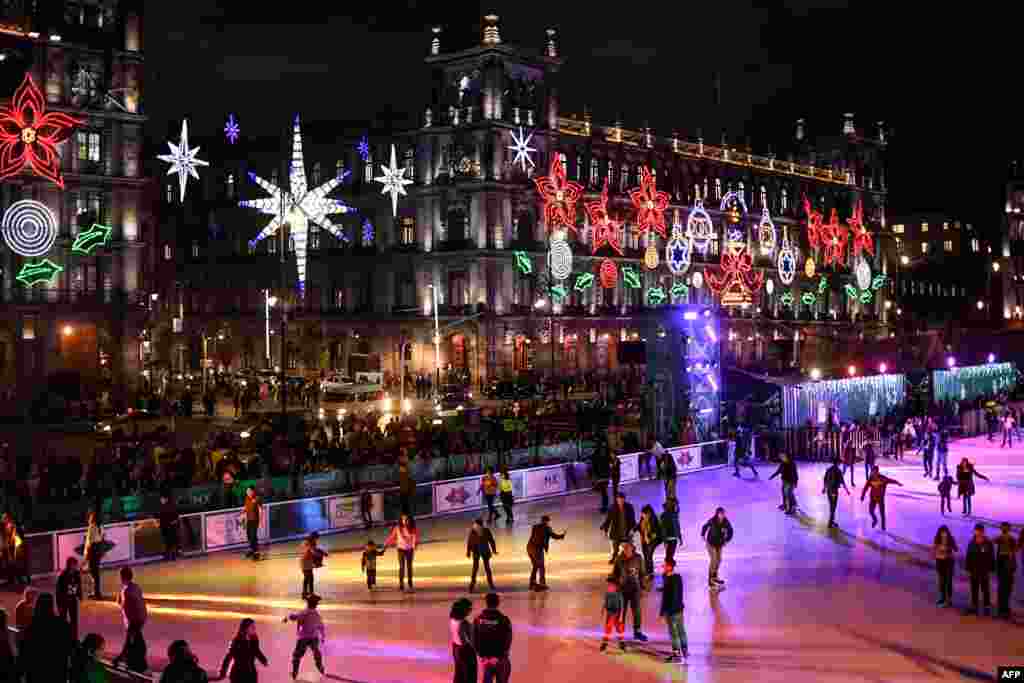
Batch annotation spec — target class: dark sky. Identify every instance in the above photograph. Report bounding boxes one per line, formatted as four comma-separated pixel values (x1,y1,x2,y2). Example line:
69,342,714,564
147,1,1012,232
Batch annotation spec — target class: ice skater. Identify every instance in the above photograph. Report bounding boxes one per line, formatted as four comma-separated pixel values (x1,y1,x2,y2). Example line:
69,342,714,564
361,540,385,591
479,468,500,524
498,466,515,524
860,466,902,531
283,594,326,680
385,514,420,593
473,592,513,683
600,492,637,564
612,541,648,642
922,429,935,478
658,447,678,496
638,505,662,579
956,458,989,516
660,558,687,662
360,488,374,530
527,515,565,592
467,518,498,593
934,430,950,481
994,522,1018,619
1002,412,1016,448
822,457,850,528
862,440,877,483
219,618,268,683
932,525,958,607
841,440,858,487
449,598,476,683
660,497,681,566
938,474,954,514
965,523,994,616
298,532,328,599
768,453,798,515
700,507,733,590
56,556,82,642
240,486,261,560
600,576,625,652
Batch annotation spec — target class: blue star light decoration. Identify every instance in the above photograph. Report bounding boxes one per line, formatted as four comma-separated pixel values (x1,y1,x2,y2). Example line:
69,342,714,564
362,219,374,245
357,135,370,162
241,115,353,291
224,114,240,144
375,144,414,217
157,119,208,202
508,127,537,173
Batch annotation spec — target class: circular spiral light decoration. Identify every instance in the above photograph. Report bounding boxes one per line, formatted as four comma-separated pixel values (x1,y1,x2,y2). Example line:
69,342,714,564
547,233,572,280
855,257,872,291
599,258,617,289
2,199,58,257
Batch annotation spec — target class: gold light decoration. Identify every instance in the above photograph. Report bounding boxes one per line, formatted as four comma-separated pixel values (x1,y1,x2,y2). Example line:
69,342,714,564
644,242,659,270
804,256,816,279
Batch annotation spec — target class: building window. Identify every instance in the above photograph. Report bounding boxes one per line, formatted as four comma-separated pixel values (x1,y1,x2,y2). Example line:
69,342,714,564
971,238,980,253
620,163,629,192
166,183,173,203
310,225,320,250
780,187,788,212
163,244,172,261
363,153,374,183
714,178,722,201
893,224,905,234
590,158,599,186
943,222,949,231
77,131,101,162
759,185,767,209
894,237,902,251
336,159,345,180
921,242,929,255
404,148,414,179
311,162,321,186
268,236,277,254
75,191,102,233
943,239,953,252
226,173,235,198
920,222,929,233
271,169,279,186
576,155,584,181
400,216,415,245
191,241,199,258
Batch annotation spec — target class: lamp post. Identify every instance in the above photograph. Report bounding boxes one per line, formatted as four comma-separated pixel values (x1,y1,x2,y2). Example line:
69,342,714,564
264,289,277,368
428,283,440,403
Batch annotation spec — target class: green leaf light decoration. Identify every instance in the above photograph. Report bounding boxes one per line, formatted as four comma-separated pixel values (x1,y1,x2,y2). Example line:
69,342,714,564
801,291,817,306
551,284,568,302
780,291,795,307
859,290,873,304
670,282,689,299
71,223,113,255
818,275,828,294
844,284,859,299
574,272,594,291
646,286,667,305
16,259,63,287
622,266,641,289
871,274,886,290
514,251,532,275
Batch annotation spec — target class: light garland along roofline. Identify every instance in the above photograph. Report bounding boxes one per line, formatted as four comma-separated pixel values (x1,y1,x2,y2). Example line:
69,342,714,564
557,117,877,190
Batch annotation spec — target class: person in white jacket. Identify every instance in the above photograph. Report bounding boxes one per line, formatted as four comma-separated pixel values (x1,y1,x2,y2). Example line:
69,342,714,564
385,514,420,593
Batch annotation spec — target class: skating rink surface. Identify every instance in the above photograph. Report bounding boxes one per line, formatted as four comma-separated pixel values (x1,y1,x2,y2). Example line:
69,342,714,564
4,434,1024,682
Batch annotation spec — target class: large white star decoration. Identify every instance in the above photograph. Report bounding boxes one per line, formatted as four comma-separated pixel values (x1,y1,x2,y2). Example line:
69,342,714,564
157,119,208,202
508,126,537,173
241,115,353,290
375,144,413,217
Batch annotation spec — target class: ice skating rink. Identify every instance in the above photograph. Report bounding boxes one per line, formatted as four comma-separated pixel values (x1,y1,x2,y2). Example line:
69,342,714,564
4,434,1023,682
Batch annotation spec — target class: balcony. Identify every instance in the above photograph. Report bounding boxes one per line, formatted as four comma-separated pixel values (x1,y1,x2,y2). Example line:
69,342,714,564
0,288,148,309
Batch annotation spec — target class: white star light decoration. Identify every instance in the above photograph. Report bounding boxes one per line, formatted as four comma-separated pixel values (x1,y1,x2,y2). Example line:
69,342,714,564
158,119,208,202
375,144,413,217
241,115,353,290
508,127,537,173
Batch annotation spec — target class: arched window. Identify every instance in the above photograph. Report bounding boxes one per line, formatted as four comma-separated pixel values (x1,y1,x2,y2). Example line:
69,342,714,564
364,151,374,183
738,181,745,204
714,178,722,201
163,244,172,261
760,185,767,210
589,158,599,186
620,163,629,192
336,159,345,180
404,147,414,179
226,173,235,198
702,178,708,201
312,161,321,186
781,187,789,213
576,154,584,181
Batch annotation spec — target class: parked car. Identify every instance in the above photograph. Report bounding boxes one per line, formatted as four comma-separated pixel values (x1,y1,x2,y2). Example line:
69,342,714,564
485,379,536,400
438,384,473,411
94,408,163,435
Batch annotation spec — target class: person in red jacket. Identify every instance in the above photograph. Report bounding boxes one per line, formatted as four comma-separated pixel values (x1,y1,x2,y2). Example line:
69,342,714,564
860,466,902,531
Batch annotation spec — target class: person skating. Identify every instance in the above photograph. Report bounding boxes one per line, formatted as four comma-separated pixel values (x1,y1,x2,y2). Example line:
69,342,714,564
480,468,500,524
658,447,678,497
964,523,995,616
938,475,954,515
600,492,637,564
994,522,1018,619
860,466,902,531
841,439,858,487
498,467,515,524
83,511,106,599
768,453,798,515
449,598,476,683
660,558,687,662
822,458,850,528
933,525,958,607
956,458,989,516
612,541,648,642
473,592,513,683
660,497,682,566
158,493,180,561
467,518,498,593
599,576,626,652
112,567,148,673
700,507,733,589
591,440,611,513
162,639,208,683
862,441,877,484
934,430,950,481
1002,412,1016,448
609,450,622,501
732,431,758,478
361,540,386,591
240,487,261,560
283,594,326,680
360,488,374,530
922,429,935,479
298,532,328,599
56,556,83,642
638,504,663,579
527,515,565,591
385,514,420,593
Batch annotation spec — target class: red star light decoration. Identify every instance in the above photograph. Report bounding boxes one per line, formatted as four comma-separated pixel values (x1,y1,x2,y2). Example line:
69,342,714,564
534,154,583,235
707,243,764,306
847,199,874,258
585,177,623,255
0,74,84,189
629,166,670,238
803,196,824,250
819,208,849,266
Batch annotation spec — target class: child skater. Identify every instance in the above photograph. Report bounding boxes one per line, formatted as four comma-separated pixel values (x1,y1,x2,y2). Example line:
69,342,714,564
283,594,326,679
361,540,386,591
599,575,626,652
299,532,328,599
938,474,954,515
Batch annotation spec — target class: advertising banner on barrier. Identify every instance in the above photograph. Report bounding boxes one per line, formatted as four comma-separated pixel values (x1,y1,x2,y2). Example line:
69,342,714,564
434,476,483,515
618,454,639,483
524,467,567,498
328,493,384,530
669,446,701,473
205,507,269,550
57,522,133,570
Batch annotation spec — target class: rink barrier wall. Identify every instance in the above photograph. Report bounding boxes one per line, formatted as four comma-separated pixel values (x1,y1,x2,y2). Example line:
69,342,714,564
21,440,728,580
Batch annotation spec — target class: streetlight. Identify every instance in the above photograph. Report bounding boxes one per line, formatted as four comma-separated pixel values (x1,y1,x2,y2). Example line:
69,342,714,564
265,290,277,368
428,284,440,402
810,367,822,381
900,255,910,266
62,325,73,337
977,300,985,310
946,356,957,368
848,365,857,377
879,362,887,374
988,353,996,363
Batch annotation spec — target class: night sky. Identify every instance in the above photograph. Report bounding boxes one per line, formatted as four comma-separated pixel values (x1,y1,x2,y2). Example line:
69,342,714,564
147,1,1011,234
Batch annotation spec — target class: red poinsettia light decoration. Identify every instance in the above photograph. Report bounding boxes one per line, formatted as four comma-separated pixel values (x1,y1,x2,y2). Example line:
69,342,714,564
629,166,670,238
847,199,874,258
819,208,849,266
0,74,84,189
706,244,764,306
534,153,583,235
803,195,824,250
585,177,623,255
